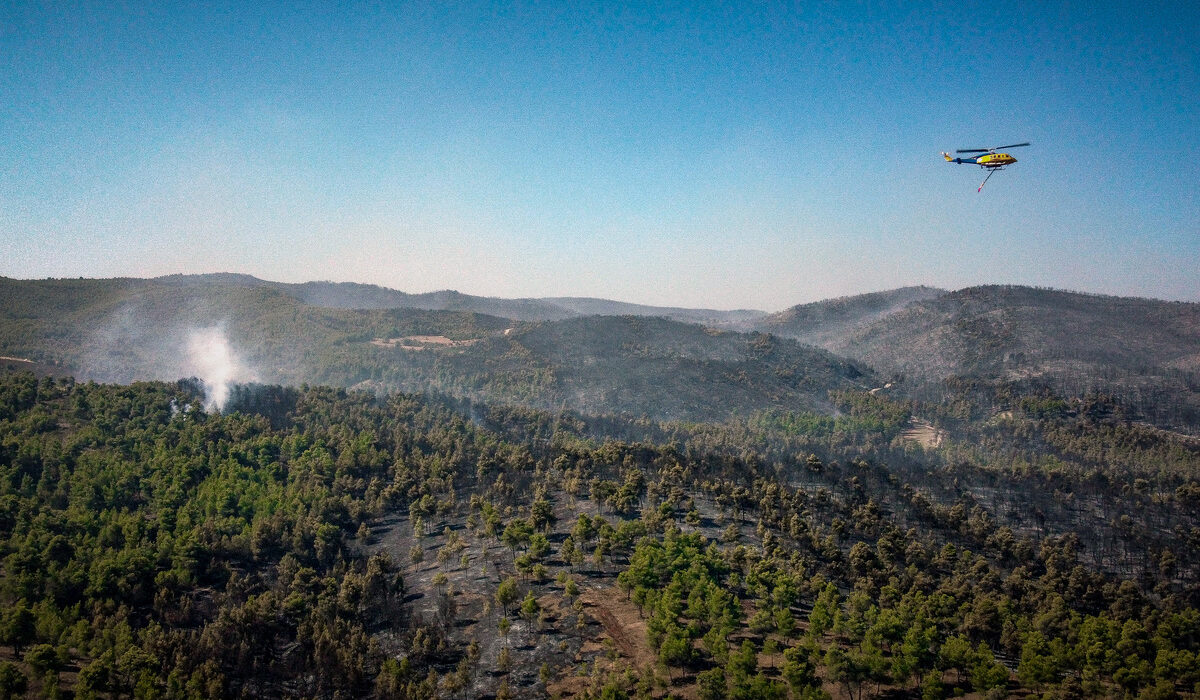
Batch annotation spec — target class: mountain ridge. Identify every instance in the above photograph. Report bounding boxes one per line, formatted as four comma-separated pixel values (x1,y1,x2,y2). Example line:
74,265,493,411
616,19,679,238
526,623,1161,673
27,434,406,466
151,273,767,324
0,276,868,422
4,275,1197,428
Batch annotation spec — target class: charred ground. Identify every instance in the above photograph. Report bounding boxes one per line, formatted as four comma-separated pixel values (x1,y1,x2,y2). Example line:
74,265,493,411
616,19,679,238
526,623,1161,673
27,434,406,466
0,376,1198,698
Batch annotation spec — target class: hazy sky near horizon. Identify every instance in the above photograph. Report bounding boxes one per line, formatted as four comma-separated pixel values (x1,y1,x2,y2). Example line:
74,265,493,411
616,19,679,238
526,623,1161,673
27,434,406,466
2,2,1197,311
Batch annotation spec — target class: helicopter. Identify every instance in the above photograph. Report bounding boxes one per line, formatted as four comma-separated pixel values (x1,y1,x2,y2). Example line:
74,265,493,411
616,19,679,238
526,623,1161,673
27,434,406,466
941,142,1029,191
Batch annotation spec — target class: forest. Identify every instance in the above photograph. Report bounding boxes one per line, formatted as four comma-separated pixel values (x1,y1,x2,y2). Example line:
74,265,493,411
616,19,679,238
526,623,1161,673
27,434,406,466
1,372,1197,699
3,278,1197,431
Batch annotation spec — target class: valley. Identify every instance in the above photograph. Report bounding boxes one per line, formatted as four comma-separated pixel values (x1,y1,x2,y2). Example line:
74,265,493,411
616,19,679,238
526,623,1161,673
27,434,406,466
6,3,1196,698
0,277,1198,699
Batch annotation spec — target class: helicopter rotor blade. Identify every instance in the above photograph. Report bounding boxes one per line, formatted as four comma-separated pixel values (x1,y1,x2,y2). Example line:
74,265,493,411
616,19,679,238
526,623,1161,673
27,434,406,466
956,142,1030,154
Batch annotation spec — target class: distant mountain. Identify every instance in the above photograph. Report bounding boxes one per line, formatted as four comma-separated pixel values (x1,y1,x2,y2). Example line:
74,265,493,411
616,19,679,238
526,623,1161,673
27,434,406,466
820,286,1200,427
829,285,1199,377
740,283,1200,429
0,276,864,422
752,286,947,347
153,273,767,324
540,297,766,325
7,276,1196,427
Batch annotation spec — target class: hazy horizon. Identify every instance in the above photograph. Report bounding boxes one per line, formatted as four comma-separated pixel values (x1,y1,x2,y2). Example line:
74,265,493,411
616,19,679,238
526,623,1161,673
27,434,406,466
3,3,1197,309
8,270,1199,316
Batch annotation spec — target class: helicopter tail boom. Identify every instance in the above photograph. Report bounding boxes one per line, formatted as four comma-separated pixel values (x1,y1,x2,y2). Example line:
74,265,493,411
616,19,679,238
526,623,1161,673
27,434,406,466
942,152,973,165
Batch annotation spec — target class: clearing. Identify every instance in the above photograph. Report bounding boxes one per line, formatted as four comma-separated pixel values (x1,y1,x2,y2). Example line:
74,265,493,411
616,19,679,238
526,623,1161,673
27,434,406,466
371,335,480,350
900,417,944,449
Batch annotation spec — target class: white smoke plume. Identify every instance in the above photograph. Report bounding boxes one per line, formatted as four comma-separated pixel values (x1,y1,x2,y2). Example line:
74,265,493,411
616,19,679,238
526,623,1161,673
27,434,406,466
186,326,254,411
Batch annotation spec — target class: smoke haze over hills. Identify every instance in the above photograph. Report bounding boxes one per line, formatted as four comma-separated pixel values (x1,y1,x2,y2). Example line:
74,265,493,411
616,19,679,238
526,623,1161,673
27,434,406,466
4,5,1200,698
3,274,1197,429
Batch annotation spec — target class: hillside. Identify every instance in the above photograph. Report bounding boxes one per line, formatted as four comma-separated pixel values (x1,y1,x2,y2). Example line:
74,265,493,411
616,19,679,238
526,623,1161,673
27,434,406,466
1,375,1197,699
6,277,1199,428
825,286,1200,424
831,285,1199,373
4,280,1200,698
0,277,864,422
153,273,767,324
415,315,869,420
753,284,1200,429
751,285,947,346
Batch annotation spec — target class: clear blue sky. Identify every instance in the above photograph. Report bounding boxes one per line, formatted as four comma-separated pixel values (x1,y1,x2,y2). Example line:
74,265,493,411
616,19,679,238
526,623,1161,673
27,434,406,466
2,1,1197,310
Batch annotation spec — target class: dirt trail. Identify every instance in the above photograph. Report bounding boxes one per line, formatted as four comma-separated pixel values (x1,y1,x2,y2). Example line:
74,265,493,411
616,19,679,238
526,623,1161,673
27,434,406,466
546,586,662,698
578,587,650,666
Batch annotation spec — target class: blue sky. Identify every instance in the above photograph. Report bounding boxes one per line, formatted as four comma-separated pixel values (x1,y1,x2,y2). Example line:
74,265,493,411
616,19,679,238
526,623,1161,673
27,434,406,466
2,1,1196,310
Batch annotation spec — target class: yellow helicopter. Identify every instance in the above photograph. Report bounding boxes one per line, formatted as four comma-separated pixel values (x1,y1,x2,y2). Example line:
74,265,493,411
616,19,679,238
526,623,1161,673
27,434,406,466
941,142,1029,191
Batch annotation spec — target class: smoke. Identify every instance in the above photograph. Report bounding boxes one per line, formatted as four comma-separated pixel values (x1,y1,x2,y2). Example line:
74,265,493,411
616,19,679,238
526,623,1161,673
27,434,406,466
186,326,254,411
74,293,263,411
